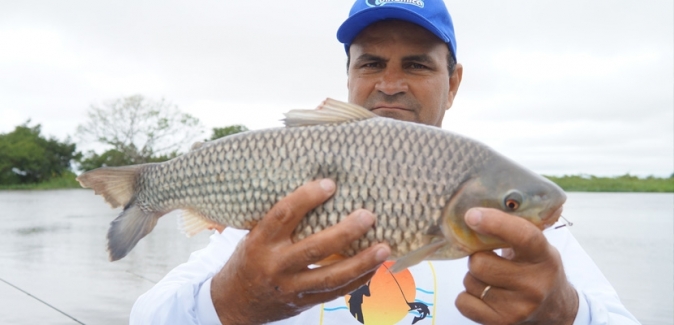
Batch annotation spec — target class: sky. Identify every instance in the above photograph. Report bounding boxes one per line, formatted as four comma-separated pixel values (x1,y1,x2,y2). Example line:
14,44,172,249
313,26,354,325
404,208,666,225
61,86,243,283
0,0,672,177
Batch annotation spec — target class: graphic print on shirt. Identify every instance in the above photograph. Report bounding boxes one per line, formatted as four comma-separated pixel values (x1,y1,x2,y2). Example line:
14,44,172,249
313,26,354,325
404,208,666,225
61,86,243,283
321,261,436,325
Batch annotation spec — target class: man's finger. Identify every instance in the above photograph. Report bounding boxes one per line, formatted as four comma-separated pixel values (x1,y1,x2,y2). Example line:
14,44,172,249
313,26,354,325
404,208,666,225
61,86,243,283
292,243,389,294
283,209,376,267
467,251,526,288
462,270,489,299
455,292,499,324
256,179,336,241
465,208,548,262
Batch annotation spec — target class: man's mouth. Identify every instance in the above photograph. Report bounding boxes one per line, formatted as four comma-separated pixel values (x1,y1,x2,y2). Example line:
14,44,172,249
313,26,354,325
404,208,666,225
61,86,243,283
370,105,412,112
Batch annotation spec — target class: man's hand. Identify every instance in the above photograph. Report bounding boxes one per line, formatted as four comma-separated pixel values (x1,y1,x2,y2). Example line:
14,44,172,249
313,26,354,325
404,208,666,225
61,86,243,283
211,179,391,325
455,208,579,325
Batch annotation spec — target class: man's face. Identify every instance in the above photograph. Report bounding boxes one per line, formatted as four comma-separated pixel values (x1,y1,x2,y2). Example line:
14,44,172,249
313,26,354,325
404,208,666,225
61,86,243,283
347,20,462,127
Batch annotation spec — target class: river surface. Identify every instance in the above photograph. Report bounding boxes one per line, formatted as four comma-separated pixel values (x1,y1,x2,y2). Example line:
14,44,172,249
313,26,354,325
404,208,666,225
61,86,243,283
0,190,672,324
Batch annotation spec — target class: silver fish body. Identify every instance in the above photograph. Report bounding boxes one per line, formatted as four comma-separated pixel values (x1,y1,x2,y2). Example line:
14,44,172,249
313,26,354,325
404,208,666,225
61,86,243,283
78,99,566,266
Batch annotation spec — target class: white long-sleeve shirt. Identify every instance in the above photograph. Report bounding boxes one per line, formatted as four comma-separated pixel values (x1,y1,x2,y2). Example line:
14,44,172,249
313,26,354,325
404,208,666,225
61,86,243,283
130,225,639,324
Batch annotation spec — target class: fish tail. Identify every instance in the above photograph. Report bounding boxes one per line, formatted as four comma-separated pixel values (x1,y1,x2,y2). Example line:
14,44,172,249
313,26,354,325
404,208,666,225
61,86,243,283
107,203,162,261
77,164,163,261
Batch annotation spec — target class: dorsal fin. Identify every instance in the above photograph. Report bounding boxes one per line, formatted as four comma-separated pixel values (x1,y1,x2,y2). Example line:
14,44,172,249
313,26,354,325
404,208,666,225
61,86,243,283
283,98,377,127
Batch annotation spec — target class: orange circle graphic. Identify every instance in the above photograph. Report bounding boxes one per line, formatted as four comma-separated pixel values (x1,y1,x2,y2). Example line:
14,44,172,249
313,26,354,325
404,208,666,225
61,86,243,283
345,261,416,324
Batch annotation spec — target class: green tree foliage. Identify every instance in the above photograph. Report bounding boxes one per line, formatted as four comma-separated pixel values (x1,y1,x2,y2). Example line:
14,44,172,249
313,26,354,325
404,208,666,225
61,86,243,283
77,149,180,172
209,125,249,141
0,121,80,185
77,95,203,170
77,149,133,172
545,174,674,192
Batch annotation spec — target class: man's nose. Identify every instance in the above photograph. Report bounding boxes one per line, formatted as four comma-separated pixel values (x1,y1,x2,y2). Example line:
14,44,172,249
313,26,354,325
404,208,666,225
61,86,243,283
374,67,408,95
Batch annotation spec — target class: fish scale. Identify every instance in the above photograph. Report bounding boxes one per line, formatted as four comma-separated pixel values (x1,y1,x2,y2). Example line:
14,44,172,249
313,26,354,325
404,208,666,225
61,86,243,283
77,99,565,266
155,118,475,257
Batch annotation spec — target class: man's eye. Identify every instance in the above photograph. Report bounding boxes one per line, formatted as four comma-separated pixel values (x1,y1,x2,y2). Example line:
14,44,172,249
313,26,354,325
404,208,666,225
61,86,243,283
408,63,428,69
361,62,382,69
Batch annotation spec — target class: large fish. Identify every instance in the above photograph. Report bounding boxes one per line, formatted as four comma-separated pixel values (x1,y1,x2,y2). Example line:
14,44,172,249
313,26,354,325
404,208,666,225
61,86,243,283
77,99,566,271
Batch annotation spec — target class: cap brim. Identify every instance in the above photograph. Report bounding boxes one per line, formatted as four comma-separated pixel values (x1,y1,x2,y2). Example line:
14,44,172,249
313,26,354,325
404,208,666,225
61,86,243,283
337,6,454,56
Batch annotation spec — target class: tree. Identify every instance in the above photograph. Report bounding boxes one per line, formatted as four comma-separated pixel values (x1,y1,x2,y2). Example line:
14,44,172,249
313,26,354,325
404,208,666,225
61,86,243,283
209,125,249,141
77,95,203,168
77,148,180,172
76,149,134,172
0,121,80,184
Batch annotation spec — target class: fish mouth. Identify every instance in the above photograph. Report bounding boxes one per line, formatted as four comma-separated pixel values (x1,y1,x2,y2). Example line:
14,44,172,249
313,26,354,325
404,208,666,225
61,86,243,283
539,203,564,229
535,183,567,229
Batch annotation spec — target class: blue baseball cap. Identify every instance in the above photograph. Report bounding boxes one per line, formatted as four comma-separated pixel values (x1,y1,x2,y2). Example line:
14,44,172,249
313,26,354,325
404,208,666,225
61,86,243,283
337,0,457,60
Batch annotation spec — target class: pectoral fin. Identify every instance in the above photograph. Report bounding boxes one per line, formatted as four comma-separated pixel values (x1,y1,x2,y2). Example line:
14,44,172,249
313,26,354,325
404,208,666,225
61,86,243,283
180,209,225,237
390,238,448,273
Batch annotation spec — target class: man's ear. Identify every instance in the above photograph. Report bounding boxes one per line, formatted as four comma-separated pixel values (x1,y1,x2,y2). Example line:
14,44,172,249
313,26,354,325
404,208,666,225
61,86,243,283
346,51,352,90
446,63,463,110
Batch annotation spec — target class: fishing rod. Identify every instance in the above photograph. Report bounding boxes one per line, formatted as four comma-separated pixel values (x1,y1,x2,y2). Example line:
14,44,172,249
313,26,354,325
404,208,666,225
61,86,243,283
0,277,85,324
125,270,157,284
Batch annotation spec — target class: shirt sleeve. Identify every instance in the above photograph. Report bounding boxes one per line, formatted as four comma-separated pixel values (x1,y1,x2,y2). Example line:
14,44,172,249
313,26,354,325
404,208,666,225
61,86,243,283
544,227,641,325
129,228,248,325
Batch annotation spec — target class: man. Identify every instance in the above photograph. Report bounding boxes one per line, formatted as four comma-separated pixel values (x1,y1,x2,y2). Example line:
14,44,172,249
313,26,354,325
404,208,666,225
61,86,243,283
131,1,639,324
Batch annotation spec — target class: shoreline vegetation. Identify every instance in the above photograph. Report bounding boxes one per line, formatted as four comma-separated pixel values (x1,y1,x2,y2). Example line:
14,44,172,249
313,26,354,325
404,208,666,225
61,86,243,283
0,171,672,193
544,174,673,193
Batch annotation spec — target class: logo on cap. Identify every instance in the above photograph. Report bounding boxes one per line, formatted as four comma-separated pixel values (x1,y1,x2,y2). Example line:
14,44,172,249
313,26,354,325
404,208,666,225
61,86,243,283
366,0,425,9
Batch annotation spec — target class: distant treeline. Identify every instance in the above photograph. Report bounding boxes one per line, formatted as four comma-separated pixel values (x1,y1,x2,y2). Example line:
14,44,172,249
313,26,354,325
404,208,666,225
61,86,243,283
0,122,247,188
1,95,249,188
0,123,79,186
544,174,674,193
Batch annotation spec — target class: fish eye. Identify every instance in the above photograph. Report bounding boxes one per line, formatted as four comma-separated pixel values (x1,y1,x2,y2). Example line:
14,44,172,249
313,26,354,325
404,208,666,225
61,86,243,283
503,190,524,211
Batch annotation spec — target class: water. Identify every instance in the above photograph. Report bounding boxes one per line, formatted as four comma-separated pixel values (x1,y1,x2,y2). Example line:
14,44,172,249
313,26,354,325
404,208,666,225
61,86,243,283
564,192,674,325
0,190,672,324
0,190,212,324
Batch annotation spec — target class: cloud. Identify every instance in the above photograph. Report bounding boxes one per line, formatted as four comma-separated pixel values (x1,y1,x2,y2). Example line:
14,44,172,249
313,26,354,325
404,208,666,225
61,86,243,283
491,50,662,81
0,0,671,177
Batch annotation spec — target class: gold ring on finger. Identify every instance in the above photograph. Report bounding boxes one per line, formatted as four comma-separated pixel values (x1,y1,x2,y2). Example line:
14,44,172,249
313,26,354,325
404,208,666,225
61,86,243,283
480,285,492,300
